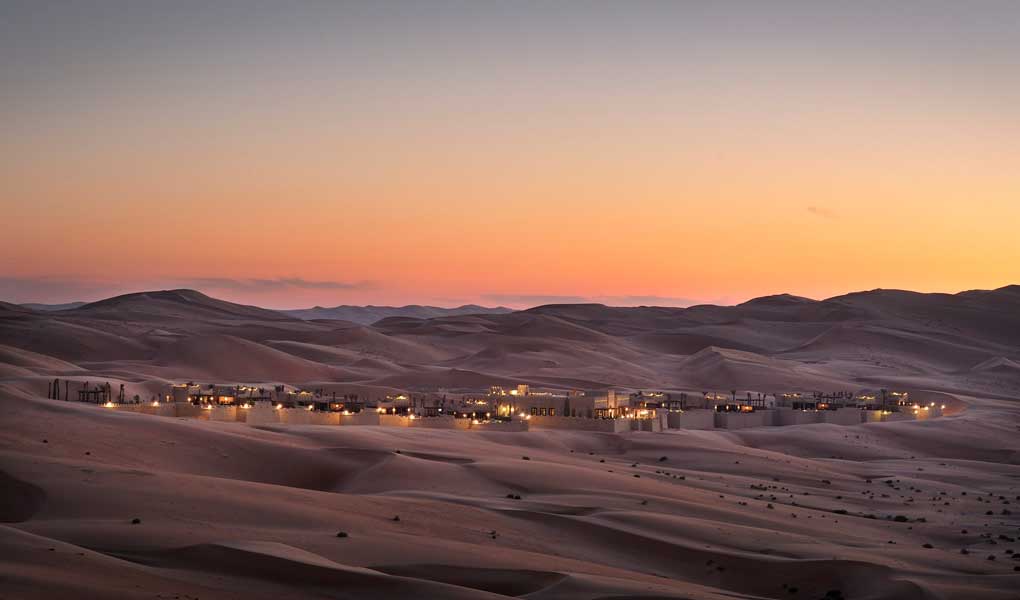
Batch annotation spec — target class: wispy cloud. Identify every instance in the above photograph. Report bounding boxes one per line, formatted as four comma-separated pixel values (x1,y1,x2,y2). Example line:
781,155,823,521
598,295,700,306
482,294,590,306
806,205,838,220
0,277,133,304
180,277,373,292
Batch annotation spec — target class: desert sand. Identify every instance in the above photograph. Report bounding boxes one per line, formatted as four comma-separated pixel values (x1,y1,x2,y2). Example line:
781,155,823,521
2,287,1020,599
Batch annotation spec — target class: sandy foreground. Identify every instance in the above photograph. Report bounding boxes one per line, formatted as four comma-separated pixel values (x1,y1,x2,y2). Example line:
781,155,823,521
2,384,1019,599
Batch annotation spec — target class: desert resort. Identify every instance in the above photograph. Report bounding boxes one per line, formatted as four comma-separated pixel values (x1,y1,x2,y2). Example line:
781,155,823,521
46,379,946,432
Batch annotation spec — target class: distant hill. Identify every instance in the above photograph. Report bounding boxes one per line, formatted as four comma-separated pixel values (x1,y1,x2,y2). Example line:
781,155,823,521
20,302,88,311
282,304,514,324
70,289,296,322
3,284,1020,393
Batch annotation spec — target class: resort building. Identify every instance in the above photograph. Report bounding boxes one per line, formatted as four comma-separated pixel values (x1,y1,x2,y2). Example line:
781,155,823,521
66,379,946,432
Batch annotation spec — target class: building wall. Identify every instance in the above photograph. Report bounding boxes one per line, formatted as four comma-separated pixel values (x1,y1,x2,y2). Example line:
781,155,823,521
862,410,914,423
883,412,914,422
775,410,823,426
246,404,281,426
138,403,178,418
278,408,306,425
500,395,587,417
339,412,380,426
819,409,864,426
169,403,204,419
171,386,193,403
379,414,409,427
862,410,886,423
209,406,238,422
407,416,457,429
312,411,341,426
714,411,771,429
528,416,630,432
666,410,716,430
459,416,530,430
631,418,663,432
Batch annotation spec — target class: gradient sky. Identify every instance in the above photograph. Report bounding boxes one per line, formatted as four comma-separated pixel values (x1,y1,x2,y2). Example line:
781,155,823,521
2,1,1019,308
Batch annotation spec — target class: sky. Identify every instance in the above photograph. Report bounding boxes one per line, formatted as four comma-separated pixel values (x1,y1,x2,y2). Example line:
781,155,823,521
2,1,1019,309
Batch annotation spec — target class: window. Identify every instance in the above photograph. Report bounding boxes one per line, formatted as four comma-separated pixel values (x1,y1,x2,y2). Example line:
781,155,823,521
549,408,556,416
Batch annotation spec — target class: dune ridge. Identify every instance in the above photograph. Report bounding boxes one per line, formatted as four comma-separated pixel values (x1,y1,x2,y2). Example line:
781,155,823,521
2,286,1020,598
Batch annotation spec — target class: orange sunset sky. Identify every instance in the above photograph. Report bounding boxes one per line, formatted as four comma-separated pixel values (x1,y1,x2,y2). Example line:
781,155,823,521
2,2,1019,308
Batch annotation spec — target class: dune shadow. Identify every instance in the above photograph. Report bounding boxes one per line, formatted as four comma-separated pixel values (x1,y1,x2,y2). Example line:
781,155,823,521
399,450,475,465
0,470,46,522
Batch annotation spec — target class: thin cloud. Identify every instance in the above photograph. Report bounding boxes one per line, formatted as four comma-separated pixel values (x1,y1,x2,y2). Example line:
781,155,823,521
595,295,699,307
482,294,590,306
0,277,134,304
181,277,373,292
807,205,838,220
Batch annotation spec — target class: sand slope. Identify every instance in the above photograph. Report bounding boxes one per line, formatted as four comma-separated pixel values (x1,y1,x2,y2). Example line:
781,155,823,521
2,384,1019,599
2,286,1020,597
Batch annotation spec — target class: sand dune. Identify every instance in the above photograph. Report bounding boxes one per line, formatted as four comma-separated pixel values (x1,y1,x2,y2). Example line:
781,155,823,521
72,289,295,323
3,286,1020,598
4,383,1018,599
153,334,336,381
5,285,1020,392
0,343,81,372
678,346,850,390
